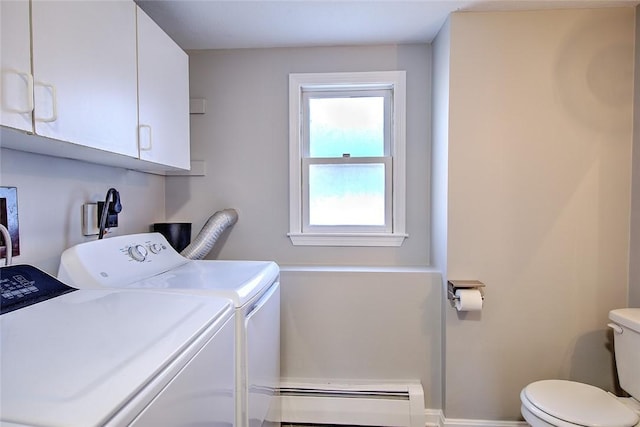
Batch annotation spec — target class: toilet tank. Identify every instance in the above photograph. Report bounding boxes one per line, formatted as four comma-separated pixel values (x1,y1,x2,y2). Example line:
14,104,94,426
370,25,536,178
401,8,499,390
609,308,640,399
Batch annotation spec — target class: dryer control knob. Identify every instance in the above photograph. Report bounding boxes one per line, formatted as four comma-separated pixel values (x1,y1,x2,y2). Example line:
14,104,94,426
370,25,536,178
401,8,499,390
128,245,148,262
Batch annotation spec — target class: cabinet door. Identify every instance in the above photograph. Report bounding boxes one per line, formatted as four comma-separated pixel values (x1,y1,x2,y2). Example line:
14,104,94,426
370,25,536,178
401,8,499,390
137,7,190,170
1,0,33,133
31,1,138,157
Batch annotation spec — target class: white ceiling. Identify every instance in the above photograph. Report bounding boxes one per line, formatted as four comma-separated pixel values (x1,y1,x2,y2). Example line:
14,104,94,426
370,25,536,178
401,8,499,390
135,0,640,51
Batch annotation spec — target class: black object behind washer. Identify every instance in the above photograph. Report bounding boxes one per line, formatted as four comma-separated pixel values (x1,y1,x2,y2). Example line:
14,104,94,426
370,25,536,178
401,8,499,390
0,264,77,315
152,222,191,252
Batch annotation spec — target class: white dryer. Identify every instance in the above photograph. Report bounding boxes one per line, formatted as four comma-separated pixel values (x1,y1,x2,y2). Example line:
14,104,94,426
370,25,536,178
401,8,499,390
58,232,280,427
0,264,235,427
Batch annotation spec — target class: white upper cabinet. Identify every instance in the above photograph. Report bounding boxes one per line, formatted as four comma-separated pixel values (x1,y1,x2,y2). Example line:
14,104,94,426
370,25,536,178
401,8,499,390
136,7,190,170
1,0,33,133
0,1,190,173
30,1,139,157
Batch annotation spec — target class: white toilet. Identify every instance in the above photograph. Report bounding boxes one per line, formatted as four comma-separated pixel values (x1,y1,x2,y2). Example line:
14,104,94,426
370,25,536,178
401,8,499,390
520,308,640,427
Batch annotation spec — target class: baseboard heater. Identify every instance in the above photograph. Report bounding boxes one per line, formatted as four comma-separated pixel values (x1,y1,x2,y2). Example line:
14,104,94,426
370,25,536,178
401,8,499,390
280,381,425,427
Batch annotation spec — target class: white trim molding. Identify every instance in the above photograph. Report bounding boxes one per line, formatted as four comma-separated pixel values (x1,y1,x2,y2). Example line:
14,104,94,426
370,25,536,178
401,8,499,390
287,232,408,247
443,418,528,427
426,410,529,427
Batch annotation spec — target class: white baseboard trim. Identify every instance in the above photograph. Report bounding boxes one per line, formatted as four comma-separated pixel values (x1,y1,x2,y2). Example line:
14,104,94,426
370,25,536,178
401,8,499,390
443,419,528,427
279,380,426,427
425,410,528,427
425,409,446,427
279,384,527,427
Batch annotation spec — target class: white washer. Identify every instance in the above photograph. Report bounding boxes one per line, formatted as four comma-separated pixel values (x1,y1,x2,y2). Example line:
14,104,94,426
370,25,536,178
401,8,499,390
58,232,280,427
1,264,235,427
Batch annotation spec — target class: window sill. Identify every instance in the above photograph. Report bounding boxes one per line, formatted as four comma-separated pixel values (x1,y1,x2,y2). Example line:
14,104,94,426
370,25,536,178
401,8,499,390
287,232,408,247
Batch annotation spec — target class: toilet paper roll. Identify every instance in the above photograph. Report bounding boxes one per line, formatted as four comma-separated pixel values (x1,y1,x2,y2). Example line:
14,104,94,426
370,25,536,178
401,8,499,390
455,289,483,312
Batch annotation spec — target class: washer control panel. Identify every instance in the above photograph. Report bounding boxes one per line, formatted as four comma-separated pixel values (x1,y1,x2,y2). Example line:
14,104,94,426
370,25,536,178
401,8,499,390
149,243,163,254
58,233,189,289
1,265,76,315
128,244,149,262
124,240,170,262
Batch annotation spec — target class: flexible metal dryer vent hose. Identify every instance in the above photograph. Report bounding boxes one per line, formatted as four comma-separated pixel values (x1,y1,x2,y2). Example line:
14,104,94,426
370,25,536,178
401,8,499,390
180,209,239,260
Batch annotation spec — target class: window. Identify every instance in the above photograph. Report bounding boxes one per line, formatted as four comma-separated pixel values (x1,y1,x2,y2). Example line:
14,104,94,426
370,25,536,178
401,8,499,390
288,71,407,246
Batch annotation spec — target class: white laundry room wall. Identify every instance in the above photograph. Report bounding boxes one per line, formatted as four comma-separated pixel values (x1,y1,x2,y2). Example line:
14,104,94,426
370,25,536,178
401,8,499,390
165,44,443,409
0,148,166,274
167,45,431,266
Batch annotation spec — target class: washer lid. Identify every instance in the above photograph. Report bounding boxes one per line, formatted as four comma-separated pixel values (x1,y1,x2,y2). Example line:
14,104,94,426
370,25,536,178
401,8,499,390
524,380,639,427
127,260,280,307
1,289,233,427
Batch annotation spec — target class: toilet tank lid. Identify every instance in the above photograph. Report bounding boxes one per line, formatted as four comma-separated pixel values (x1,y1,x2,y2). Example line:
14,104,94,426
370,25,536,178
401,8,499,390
609,308,640,333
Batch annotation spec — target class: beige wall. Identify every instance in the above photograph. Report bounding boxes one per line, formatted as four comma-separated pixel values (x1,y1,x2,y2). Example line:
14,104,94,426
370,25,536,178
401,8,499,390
0,148,166,274
631,5,640,307
437,8,635,420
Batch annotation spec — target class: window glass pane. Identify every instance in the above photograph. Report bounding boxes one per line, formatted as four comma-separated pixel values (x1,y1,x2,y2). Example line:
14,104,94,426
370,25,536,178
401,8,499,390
309,163,385,226
309,97,384,158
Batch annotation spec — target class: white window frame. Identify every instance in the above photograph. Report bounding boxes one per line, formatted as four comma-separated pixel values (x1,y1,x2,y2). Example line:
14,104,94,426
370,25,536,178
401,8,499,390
288,71,407,247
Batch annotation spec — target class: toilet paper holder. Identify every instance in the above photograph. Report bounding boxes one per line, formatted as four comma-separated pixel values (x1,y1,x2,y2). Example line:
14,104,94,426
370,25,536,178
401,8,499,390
447,280,485,305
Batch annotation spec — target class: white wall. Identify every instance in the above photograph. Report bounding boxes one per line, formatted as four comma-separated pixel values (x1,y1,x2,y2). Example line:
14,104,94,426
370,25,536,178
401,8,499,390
439,8,635,420
431,17,451,414
280,268,442,409
170,44,442,408
167,44,431,266
0,148,166,274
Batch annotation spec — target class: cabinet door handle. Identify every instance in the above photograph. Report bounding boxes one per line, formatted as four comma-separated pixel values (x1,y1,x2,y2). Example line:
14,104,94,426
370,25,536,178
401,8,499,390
19,72,34,114
1,69,34,113
139,124,152,151
34,82,57,122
